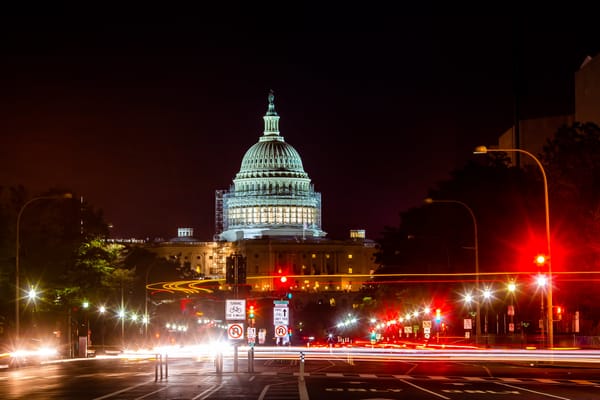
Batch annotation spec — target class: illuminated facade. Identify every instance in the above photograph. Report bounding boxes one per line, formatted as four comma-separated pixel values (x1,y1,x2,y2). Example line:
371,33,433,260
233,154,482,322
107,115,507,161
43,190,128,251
149,92,378,294
216,90,326,241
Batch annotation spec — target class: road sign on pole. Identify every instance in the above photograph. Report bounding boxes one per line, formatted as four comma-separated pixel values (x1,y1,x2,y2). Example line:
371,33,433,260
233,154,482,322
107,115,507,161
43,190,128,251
226,299,246,320
228,323,244,340
274,325,288,337
273,306,289,325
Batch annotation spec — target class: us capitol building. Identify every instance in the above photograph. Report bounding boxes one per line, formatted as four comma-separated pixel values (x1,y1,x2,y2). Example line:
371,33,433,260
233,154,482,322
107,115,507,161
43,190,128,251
148,91,378,294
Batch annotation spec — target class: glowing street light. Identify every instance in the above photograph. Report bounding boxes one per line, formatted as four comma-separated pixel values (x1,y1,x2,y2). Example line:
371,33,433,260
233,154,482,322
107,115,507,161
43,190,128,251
474,145,554,348
507,281,517,335
27,287,38,302
15,193,72,344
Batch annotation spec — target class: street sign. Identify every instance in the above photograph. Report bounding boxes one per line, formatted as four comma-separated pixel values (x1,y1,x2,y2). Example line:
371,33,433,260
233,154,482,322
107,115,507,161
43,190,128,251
464,318,472,330
247,327,256,338
274,325,288,337
226,299,246,320
273,306,289,325
422,320,432,329
227,323,244,340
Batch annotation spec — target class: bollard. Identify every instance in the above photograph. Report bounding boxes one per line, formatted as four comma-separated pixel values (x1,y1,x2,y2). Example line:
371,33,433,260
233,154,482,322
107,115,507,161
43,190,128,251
215,352,223,374
164,353,168,378
155,354,159,381
247,347,254,373
299,351,305,382
155,353,165,381
233,344,238,373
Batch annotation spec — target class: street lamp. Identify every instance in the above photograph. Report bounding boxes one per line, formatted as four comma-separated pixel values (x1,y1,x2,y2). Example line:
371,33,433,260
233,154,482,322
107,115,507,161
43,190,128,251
507,281,517,335
424,198,481,345
98,306,106,353
482,287,492,335
536,274,547,345
27,287,39,332
15,193,72,344
144,265,156,342
474,145,554,349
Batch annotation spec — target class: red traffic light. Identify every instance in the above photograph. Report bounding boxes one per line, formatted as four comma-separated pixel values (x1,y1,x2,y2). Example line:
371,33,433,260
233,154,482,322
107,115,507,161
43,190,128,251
534,254,547,266
280,276,287,283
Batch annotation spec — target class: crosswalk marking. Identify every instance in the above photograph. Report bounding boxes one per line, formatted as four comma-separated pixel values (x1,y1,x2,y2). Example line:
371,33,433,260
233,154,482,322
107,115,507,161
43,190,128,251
498,377,522,382
536,378,559,384
570,379,595,385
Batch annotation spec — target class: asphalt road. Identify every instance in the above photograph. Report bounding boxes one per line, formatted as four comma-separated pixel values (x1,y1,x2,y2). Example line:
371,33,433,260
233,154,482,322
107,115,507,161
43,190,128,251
1,351,599,399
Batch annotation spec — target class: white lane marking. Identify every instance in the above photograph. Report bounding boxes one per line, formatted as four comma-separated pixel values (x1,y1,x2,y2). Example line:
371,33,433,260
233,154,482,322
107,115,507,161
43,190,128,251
463,376,486,381
192,383,224,400
395,378,451,399
495,382,573,400
299,379,309,400
258,384,271,400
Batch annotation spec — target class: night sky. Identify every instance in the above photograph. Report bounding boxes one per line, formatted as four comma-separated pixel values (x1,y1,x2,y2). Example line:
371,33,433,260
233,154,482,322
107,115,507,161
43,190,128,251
1,12,598,240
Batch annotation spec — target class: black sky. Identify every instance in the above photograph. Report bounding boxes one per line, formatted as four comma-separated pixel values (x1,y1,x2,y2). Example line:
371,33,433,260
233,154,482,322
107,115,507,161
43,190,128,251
1,12,598,240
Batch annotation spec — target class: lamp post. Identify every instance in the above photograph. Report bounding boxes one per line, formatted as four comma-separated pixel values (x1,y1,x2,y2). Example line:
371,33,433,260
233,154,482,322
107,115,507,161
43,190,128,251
27,287,38,333
474,145,553,349
507,280,516,335
536,274,547,345
15,193,72,344
144,264,156,342
424,198,481,345
483,287,492,336
99,306,106,353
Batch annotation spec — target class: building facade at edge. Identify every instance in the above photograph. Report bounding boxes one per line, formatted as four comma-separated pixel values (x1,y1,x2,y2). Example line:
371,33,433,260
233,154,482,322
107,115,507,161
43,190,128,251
496,53,600,166
148,92,378,293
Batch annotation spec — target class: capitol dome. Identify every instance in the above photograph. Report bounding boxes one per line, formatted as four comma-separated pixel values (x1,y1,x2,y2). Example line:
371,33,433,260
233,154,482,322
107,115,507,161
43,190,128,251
216,91,326,241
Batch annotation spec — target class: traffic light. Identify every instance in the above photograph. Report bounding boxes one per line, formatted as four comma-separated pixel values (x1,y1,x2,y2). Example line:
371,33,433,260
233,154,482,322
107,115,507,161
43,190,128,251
226,256,235,284
275,267,289,290
238,256,247,284
535,254,547,266
553,305,563,321
435,308,441,323
225,254,247,284
248,305,255,319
